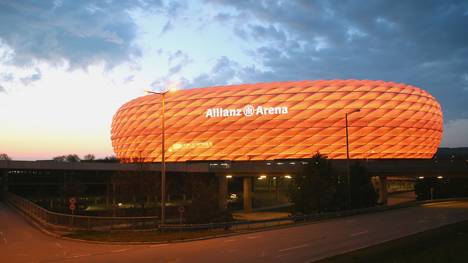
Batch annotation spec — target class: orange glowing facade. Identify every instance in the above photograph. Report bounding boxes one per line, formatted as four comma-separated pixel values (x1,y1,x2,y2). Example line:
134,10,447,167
111,80,443,162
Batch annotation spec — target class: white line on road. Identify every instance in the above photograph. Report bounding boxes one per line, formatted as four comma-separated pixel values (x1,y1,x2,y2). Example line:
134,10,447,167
278,243,310,252
112,248,131,253
350,230,369,237
55,242,62,248
150,244,169,248
246,235,260,239
69,253,92,258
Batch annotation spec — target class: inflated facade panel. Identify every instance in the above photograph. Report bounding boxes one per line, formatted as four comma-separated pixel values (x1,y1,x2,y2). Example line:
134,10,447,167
111,80,443,162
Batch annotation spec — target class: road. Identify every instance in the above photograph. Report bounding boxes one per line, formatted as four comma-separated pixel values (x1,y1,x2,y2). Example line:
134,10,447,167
1,200,468,263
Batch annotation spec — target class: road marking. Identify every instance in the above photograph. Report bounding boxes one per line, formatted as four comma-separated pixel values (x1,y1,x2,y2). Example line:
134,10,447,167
150,244,168,248
112,248,131,253
223,239,237,242
246,235,260,239
3,237,7,245
278,243,310,252
350,230,369,237
69,253,92,258
55,242,62,248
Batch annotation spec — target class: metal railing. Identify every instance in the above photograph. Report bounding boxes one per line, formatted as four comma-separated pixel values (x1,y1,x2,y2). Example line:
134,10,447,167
5,192,160,231
6,191,462,234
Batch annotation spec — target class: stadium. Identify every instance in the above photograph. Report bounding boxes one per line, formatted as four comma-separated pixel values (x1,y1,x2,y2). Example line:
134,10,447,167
111,79,443,162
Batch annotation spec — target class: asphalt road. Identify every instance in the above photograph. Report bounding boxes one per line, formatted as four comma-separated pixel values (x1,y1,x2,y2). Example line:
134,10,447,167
1,200,468,263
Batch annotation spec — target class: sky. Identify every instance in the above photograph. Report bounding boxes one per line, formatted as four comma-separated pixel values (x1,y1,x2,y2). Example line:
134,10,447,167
0,0,467,160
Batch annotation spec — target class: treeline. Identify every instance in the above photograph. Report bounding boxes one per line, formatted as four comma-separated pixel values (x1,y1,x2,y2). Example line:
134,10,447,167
288,153,377,214
51,154,119,163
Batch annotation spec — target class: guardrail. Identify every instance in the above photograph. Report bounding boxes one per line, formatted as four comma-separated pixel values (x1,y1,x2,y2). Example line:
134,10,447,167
6,191,465,234
5,192,160,231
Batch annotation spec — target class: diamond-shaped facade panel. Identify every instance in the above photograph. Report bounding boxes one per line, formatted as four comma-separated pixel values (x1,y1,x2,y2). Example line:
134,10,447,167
111,80,443,162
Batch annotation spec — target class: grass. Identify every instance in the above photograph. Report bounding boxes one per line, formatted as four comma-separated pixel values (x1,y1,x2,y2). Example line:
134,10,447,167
319,220,468,263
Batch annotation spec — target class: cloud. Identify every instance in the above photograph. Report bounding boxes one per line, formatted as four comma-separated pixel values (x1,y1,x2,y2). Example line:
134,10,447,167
0,84,6,93
20,68,41,85
167,50,192,75
442,119,468,147
0,72,14,82
205,0,468,122
0,0,184,69
188,56,240,88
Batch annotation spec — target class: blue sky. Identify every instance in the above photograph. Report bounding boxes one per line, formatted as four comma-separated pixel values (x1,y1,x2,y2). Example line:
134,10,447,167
0,0,467,160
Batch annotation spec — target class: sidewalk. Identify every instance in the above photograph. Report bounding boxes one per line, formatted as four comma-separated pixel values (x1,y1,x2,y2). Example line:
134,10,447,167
387,191,417,206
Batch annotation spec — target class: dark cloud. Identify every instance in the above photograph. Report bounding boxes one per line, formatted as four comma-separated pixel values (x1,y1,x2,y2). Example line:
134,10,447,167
189,56,239,88
205,0,468,122
0,0,184,69
167,50,192,75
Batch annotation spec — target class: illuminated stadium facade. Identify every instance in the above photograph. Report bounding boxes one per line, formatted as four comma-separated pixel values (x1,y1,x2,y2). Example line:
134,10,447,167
111,80,443,163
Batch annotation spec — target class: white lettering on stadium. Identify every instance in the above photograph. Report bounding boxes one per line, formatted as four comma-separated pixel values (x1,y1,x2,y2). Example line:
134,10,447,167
205,105,288,118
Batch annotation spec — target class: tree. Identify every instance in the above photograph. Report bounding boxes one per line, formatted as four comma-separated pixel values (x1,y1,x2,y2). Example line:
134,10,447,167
96,156,119,163
289,153,337,214
0,153,11,161
52,155,67,162
186,175,229,223
83,154,95,161
65,154,80,162
349,162,377,208
52,154,81,162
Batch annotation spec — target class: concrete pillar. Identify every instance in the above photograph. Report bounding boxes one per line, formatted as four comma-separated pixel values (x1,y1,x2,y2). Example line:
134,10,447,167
378,175,388,205
218,175,228,211
275,177,280,201
1,170,8,192
243,177,252,212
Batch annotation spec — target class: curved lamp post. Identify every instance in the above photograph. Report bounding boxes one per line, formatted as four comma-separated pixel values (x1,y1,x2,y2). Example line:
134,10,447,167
345,108,360,209
145,88,177,225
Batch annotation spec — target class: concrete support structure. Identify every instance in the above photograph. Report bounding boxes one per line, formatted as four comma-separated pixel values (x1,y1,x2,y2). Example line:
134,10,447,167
378,175,388,205
275,178,280,201
243,177,252,212
218,175,228,211
1,170,7,192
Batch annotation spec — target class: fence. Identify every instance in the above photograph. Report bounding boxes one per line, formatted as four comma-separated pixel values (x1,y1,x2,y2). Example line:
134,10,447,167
5,192,160,231
6,191,458,233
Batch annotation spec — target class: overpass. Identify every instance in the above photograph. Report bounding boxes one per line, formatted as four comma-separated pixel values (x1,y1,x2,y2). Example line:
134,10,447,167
1,159,467,211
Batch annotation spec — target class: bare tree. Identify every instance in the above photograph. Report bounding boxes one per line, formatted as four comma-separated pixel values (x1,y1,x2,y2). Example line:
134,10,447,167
83,154,95,161
0,153,11,161
52,154,81,162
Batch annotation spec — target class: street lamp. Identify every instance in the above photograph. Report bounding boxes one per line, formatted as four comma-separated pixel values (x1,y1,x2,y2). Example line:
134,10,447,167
145,87,177,225
345,108,360,209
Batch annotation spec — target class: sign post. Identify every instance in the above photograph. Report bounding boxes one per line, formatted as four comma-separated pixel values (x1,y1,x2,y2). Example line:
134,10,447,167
69,197,76,227
178,206,185,224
